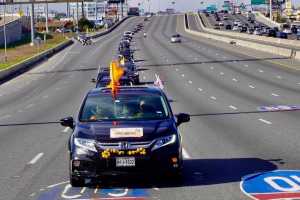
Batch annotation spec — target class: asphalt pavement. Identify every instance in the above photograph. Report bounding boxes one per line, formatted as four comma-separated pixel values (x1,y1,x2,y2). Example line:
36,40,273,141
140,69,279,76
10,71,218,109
0,14,300,200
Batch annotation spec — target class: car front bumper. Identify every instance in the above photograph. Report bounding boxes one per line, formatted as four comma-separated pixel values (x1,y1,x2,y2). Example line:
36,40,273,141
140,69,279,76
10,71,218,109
70,145,182,178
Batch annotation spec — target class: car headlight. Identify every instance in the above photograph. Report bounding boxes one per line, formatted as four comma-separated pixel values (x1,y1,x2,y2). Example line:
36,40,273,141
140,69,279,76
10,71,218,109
74,138,97,153
152,135,176,151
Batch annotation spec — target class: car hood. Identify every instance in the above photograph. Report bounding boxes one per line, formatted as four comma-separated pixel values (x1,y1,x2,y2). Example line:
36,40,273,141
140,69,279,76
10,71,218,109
75,119,176,142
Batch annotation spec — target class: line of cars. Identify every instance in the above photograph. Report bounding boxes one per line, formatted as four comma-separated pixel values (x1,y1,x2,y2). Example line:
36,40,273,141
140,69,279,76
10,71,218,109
209,11,300,40
60,22,190,186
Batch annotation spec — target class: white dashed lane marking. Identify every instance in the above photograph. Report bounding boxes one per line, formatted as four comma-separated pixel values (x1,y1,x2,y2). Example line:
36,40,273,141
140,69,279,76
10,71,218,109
188,80,193,84
259,118,272,125
62,127,71,133
276,75,282,79
198,88,203,92
258,69,264,73
249,85,255,89
181,74,185,77
244,64,248,67
232,78,238,82
28,152,44,165
219,72,224,76
229,105,238,110
210,96,217,100
271,93,280,97
210,66,214,70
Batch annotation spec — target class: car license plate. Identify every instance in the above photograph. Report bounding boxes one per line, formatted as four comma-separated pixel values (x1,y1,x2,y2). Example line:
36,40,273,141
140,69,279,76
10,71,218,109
116,157,135,167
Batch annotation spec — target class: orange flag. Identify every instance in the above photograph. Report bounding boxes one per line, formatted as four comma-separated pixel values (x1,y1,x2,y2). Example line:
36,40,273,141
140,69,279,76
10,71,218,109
107,60,124,98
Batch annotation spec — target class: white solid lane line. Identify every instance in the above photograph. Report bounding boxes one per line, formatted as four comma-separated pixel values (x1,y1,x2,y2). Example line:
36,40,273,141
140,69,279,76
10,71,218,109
28,153,44,165
182,148,191,159
271,93,280,97
229,105,238,110
62,127,70,133
249,85,255,89
259,118,272,125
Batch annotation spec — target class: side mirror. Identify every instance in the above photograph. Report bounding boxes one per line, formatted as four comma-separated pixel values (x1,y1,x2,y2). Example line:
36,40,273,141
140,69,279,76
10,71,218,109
60,116,74,129
91,78,96,83
176,113,190,126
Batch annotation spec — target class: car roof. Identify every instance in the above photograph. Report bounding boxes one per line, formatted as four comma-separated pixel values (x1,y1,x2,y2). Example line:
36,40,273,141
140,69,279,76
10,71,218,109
89,86,163,96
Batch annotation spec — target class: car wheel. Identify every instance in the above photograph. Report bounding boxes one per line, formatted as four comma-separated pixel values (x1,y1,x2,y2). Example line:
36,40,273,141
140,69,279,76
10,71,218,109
69,159,85,187
70,175,85,187
167,168,183,184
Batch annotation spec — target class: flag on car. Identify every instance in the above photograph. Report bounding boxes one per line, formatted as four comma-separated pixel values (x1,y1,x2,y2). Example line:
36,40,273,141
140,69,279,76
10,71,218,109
154,73,164,90
107,60,124,98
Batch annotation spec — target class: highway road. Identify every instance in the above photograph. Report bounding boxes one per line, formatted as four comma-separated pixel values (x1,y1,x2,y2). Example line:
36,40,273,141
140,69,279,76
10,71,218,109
0,14,300,200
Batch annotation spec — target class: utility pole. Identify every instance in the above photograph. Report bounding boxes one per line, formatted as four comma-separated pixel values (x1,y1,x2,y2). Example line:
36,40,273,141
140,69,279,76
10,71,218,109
30,2,35,46
3,1,7,62
76,0,79,32
270,0,272,20
81,0,84,18
45,1,48,33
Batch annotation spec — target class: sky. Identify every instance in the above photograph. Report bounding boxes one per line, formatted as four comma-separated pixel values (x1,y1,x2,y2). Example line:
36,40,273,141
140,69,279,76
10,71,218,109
49,0,300,13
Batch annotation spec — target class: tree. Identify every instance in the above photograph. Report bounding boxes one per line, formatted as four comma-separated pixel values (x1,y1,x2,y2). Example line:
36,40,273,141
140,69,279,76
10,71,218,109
78,17,95,31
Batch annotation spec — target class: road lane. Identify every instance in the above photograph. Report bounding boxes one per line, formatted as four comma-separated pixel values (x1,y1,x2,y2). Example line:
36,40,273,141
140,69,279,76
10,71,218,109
0,14,300,200
0,17,143,200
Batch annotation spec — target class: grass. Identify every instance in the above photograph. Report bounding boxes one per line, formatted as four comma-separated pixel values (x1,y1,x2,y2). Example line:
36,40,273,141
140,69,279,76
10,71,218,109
0,32,72,70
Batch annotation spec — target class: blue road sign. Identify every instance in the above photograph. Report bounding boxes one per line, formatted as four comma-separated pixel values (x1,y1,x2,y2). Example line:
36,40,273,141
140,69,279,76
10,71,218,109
241,170,300,200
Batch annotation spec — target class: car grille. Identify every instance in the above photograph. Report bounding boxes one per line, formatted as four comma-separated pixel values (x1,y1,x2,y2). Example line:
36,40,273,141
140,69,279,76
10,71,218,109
96,140,155,150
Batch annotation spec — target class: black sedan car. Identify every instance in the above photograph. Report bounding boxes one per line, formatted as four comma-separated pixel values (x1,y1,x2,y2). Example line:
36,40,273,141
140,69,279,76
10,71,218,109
60,87,190,186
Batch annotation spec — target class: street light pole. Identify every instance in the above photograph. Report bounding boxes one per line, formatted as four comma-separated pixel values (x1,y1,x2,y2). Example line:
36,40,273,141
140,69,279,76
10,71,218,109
30,2,35,46
269,0,272,20
3,1,7,62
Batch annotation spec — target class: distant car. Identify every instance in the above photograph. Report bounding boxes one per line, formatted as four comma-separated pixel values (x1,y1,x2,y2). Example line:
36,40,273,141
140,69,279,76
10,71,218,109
225,24,232,30
267,29,277,37
170,34,181,43
253,29,262,35
232,26,240,31
276,32,288,39
95,76,133,88
297,31,300,40
240,26,247,33
247,28,254,34
282,29,292,34
233,20,240,26
219,22,224,26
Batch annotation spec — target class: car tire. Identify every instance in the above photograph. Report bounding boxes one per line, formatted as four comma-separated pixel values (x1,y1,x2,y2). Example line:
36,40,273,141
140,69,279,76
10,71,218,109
70,175,85,187
69,158,85,187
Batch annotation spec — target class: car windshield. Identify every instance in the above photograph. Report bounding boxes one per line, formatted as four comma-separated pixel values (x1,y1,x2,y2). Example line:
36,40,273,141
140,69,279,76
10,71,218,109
80,93,170,121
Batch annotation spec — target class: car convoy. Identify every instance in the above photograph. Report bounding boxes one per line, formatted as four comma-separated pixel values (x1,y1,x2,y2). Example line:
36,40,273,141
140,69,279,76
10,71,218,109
61,20,190,186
